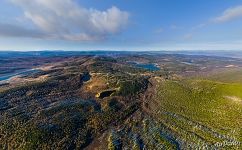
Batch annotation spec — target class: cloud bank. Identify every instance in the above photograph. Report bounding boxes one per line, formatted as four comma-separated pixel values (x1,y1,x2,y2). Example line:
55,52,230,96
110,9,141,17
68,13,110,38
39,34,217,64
0,23,45,38
0,0,129,41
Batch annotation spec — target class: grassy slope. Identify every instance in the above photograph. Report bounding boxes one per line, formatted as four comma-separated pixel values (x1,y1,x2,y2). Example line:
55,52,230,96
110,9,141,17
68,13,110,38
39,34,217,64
152,79,242,148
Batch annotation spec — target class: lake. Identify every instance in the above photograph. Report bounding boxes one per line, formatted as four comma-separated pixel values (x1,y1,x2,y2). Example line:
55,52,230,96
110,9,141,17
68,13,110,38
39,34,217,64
127,61,160,71
0,69,40,82
136,63,160,71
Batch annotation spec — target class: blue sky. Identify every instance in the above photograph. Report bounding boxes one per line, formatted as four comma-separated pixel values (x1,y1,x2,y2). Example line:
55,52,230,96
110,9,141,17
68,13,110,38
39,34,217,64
0,0,242,51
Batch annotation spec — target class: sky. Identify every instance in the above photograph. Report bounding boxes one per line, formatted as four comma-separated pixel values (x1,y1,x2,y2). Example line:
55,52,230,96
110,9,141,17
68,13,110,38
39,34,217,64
0,0,242,51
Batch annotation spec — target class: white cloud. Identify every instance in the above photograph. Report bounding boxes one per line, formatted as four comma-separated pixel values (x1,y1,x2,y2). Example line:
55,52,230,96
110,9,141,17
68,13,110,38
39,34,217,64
214,5,242,23
155,27,163,33
170,24,180,30
6,0,129,41
183,33,193,40
191,23,207,31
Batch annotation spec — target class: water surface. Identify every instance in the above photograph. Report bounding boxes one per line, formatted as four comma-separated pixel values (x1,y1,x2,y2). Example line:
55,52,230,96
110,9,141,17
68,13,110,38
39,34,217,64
0,69,40,81
135,63,160,71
